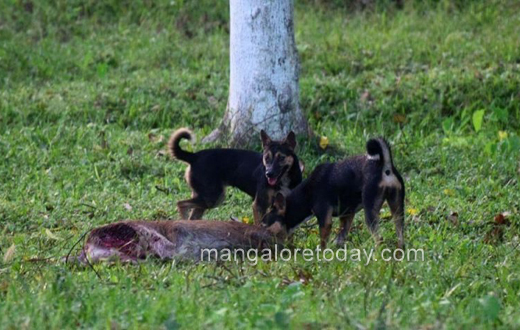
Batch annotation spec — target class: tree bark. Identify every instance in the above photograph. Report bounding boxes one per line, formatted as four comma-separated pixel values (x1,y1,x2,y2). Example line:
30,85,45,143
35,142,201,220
204,0,309,146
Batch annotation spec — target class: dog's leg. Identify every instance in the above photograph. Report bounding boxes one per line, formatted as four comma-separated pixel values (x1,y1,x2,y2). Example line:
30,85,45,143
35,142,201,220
387,187,405,250
253,188,273,225
363,183,385,246
336,213,355,246
178,207,190,220
252,202,262,225
177,200,191,219
183,186,225,220
315,204,333,249
177,196,206,220
252,197,262,225
189,208,206,220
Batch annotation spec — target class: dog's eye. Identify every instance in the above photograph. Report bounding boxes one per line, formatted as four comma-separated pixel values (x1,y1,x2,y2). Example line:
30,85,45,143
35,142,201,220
278,155,285,161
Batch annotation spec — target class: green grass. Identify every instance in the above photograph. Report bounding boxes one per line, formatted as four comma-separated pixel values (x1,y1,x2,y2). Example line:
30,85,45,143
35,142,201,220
1,0,520,328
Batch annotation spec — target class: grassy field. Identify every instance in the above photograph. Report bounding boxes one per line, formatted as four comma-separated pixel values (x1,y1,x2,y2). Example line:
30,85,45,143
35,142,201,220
1,0,520,328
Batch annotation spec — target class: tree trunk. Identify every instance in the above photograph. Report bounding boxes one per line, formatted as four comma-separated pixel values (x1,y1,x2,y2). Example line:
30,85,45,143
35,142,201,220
204,0,309,146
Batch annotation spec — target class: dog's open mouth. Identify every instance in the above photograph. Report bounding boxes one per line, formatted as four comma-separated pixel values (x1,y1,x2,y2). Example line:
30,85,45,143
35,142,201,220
267,166,289,186
267,177,278,186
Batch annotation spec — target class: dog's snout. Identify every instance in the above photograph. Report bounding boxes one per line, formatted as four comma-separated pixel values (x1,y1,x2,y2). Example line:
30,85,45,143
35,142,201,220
266,169,275,178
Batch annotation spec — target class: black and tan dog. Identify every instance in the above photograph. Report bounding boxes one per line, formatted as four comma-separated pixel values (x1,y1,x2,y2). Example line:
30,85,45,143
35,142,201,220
168,128,303,222
262,138,405,249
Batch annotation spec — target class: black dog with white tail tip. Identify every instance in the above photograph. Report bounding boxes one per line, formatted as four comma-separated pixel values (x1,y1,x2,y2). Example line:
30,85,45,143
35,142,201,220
262,138,405,249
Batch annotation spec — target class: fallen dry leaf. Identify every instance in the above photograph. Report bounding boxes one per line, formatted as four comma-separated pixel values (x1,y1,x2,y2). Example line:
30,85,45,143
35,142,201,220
0,281,8,293
45,228,61,241
296,269,313,285
281,277,294,286
360,90,372,102
495,213,505,225
393,113,406,124
319,136,329,150
494,211,511,226
148,133,164,143
3,244,15,263
444,189,455,196
408,208,419,216
498,131,508,141
448,211,459,226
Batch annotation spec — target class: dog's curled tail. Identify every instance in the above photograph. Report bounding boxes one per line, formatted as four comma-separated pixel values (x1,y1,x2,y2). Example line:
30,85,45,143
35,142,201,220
168,128,196,164
366,138,394,173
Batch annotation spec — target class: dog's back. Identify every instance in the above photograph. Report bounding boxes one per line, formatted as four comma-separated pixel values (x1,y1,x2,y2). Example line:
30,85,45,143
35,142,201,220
194,149,263,196
168,128,262,196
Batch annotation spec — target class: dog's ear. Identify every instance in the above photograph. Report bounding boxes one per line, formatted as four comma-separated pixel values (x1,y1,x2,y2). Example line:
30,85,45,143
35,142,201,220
273,192,286,211
260,130,272,148
284,131,297,150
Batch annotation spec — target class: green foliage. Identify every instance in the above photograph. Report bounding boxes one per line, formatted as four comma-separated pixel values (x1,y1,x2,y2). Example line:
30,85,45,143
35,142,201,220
472,109,485,132
1,1,520,329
